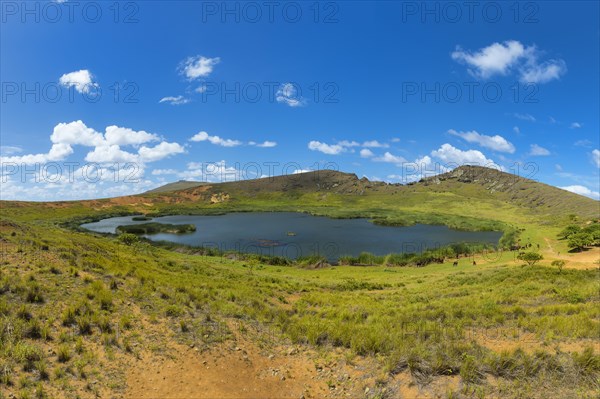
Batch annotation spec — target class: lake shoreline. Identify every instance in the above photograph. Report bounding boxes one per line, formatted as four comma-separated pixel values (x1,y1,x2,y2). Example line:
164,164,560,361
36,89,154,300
81,212,504,263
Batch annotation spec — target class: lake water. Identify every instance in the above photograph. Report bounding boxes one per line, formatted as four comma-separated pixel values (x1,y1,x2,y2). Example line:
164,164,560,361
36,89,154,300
81,212,502,261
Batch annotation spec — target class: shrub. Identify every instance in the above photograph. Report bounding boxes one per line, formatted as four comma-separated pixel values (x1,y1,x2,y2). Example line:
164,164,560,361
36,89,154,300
0,362,13,385
97,291,113,311
35,361,49,380
16,305,32,321
34,383,47,399
460,355,483,384
0,299,9,316
118,233,139,246
13,343,43,372
23,319,42,339
49,266,61,275
119,315,133,330
74,338,84,354
572,347,600,377
101,333,118,347
180,320,189,332
61,306,76,326
551,260,565,273
96,316,112,333
24,283,44,304
76,316,92,335
165,305,183,317
56,345,71,363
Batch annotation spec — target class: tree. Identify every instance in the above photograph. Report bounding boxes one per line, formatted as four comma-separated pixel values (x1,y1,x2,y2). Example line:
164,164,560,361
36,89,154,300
582,223,600,244
551,260,565,273
517,251,543,266
118,233,139,246
558,225,581,239
567,232,593,252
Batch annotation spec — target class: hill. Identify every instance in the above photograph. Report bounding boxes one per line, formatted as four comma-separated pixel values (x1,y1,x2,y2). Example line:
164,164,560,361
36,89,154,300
147,166,598,220
145,180,208,193
416,165,599,219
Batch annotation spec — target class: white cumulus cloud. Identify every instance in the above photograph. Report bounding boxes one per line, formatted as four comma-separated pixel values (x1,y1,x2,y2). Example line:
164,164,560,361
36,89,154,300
529,144,550,156
105,125,159,146
189,131,242,147
0,146,23,155
84,145,139,163
159,96,190,105
430,143,499,168
138,142,185,162
449,129,515,153
452,40,566,83
50,120,104,147
560,185,600,200
360,149,374,158
276,83,306,107
452,40,525,78
373,151,407,165
308,141,345,155
255,141,277,148
519,59,567,84
362,140,389,148
592,149,600,168
1,120,184,167
59,70,98,93
180,56,220,80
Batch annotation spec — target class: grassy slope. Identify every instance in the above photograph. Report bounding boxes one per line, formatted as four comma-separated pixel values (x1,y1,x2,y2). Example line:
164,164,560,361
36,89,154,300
1,166,599,398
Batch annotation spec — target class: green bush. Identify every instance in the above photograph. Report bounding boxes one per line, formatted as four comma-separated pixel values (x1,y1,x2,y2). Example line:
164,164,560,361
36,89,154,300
24,283,44,304
13,343,43,372
118,233,139,246
165,305,183,317
56,345,71,363
551,260,565,273
76,316,93,335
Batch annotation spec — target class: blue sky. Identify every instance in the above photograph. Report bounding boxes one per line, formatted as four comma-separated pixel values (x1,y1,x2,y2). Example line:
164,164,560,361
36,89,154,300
1,1,599,200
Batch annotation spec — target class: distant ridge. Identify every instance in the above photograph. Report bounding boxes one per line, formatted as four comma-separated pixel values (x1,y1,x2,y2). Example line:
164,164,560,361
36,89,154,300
417,165,599,218
145,170,374,195
145,166,598,219
145,180,207,194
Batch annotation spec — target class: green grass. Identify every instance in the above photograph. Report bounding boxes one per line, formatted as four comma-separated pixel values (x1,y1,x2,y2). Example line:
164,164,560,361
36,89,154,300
0,167,598,398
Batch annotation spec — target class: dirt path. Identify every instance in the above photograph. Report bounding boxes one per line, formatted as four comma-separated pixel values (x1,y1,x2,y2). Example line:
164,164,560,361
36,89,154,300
124,315,368,399
126,343,329,399
543,237,555,254
542,237,599,270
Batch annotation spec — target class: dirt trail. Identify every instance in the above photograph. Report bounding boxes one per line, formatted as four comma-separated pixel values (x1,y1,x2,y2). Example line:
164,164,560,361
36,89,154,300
542,237,599,270
126,343,328,399
125,316,366,399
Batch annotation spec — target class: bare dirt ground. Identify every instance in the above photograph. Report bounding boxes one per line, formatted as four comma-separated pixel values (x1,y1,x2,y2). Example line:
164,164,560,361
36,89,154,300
124,309,374,399
123,309,474,399
544,237,600,270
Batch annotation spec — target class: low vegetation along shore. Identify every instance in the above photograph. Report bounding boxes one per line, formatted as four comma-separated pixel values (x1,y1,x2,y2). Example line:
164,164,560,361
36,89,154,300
115,223,196,236
1,168,599,399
